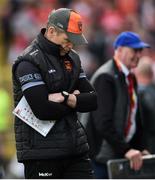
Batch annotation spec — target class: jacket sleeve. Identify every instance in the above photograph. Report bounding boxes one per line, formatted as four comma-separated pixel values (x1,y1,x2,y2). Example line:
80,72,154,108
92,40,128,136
75,69,97,112
15,61,72,120
92,74,130,155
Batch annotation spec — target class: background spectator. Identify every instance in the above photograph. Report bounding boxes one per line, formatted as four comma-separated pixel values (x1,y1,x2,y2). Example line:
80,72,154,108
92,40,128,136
135,56,155,154
81,31,150,178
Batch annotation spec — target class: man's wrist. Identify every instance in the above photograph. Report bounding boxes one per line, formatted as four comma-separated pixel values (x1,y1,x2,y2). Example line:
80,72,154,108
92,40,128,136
61,91,69,103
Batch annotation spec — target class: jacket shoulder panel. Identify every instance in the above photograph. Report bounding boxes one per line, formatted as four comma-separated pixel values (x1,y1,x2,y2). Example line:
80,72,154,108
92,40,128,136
91,59,116,85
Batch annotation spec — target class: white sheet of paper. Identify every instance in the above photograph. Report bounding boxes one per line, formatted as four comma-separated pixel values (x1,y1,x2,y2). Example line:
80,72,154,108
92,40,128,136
13,96,55,137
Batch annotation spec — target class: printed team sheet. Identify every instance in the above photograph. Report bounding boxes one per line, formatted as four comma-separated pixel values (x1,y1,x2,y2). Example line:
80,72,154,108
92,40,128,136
13,96,55,137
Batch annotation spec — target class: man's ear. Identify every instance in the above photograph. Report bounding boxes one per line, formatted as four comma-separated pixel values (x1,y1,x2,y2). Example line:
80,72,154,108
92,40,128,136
48,26,56,34
48,26,57,35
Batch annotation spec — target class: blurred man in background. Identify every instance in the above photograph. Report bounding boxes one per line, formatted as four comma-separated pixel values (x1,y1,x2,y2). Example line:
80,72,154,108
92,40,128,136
82,31,150,178
135,56,155,154
12,8,97,179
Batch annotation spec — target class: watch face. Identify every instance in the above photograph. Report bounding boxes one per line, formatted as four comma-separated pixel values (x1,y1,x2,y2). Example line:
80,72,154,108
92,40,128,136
63,91,69,96
62,91,69,103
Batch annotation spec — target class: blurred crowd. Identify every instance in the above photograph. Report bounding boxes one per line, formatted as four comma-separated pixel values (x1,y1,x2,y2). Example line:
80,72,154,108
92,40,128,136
1,0,155,178
1,0,155,76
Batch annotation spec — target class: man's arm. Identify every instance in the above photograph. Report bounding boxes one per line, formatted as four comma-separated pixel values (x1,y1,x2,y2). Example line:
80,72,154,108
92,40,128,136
15,61,72,120
72,68,97,112
48,69,97,112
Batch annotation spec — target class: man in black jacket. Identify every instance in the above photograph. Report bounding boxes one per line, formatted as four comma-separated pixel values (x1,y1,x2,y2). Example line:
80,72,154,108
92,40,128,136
12,8,97,179
81,31,150,178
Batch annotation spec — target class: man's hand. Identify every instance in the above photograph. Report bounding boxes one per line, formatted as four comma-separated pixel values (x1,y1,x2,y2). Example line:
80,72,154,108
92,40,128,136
66,90,80,108
125,149,143,171
48,93,64,103
141,149,150,156
73,90,80,95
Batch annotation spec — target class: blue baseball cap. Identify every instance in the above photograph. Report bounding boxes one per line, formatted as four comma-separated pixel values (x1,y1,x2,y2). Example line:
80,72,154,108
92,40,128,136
113,31,150,49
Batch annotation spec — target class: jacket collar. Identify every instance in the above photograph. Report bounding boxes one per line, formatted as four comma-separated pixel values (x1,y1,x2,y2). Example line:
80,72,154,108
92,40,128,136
37,28,61,57
113,58,130,77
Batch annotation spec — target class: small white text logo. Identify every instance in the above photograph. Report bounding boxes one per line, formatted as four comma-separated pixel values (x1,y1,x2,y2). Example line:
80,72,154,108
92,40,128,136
39,172,53,177
48,69,56,73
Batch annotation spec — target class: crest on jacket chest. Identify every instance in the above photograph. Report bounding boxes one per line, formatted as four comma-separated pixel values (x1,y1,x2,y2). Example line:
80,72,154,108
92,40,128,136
63,58,73,72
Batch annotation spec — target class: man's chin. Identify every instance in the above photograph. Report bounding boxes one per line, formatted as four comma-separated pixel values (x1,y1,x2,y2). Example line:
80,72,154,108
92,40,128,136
60,50,69,56
60,49,70,56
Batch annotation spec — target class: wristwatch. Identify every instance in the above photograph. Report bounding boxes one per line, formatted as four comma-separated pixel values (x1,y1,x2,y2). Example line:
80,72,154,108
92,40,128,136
61,91,69,103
